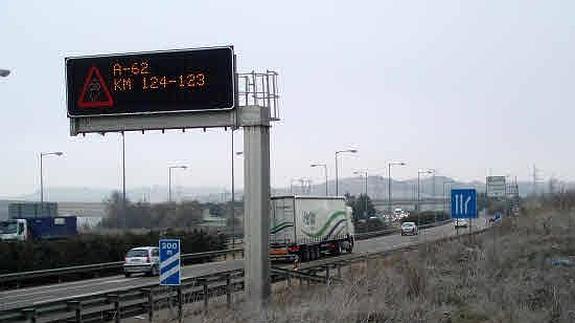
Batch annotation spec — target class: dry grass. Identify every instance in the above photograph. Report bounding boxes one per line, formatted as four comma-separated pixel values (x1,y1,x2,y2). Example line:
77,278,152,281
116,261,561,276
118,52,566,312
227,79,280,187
173,210,575,323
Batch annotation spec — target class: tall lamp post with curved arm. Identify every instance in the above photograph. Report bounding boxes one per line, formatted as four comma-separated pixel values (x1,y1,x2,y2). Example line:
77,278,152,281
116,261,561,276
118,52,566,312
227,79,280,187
168,165,187,202
335,149,358,196
310,163,328,196
417,169,434,225
40,151,64,206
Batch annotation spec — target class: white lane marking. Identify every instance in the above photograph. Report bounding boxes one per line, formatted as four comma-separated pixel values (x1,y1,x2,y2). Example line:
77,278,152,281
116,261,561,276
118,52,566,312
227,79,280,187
0,276,147,301
0,275,125,296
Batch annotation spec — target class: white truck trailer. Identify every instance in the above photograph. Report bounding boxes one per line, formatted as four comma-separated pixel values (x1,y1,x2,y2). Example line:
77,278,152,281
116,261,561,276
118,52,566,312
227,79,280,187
270,196,354,262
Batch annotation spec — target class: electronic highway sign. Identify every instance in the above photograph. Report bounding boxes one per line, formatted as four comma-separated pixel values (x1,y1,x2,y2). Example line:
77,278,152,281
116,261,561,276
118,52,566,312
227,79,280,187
66,46,235,117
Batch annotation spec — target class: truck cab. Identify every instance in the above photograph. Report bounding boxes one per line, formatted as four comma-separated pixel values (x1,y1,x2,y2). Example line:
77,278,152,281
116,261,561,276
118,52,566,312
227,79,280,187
0,219,28,241
0,217,77,241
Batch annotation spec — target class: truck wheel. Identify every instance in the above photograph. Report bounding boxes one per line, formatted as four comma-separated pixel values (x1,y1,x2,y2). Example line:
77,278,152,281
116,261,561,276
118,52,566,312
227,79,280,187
301,248,309,262
347,243,354,253
313,246,320,260
151,265,159,276
334,242,342,256
124,272,131,278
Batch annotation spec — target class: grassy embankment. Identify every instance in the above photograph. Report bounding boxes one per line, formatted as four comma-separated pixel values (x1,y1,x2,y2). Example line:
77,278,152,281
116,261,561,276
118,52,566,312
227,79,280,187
186,208,574,322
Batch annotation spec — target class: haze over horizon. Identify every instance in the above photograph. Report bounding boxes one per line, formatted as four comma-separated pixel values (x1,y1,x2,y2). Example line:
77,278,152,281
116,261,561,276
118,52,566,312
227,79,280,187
1,0,573,196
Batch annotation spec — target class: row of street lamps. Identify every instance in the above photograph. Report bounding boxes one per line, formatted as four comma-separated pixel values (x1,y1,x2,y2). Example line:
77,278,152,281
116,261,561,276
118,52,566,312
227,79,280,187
38,148,188,205
308,149,445,216
309,148,410,212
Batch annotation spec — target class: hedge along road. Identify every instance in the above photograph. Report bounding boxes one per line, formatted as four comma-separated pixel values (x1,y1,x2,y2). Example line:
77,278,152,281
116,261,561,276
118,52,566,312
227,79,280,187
0,218,488,312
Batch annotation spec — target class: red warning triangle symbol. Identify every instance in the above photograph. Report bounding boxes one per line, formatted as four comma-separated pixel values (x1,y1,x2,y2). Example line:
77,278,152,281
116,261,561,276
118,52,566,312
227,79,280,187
77,66,114,108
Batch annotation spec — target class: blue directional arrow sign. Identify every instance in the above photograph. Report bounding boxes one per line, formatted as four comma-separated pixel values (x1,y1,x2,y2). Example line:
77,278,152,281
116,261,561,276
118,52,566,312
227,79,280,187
451,189,477,219
159,239,181,286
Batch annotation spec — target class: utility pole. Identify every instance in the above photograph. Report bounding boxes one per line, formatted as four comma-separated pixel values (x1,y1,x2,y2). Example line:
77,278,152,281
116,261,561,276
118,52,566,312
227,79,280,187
417,169,433,222
168,165,187,202
335,149,358,196
354,170,368,217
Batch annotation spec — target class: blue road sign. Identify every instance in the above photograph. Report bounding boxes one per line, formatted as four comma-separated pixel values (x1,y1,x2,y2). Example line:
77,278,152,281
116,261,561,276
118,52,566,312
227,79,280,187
451,189,477,219
159,239,181,286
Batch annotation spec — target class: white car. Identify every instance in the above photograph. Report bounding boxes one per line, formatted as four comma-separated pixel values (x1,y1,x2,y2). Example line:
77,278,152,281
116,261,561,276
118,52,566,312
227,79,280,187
123,246,160,277
400,222,418,236
454,219,469,228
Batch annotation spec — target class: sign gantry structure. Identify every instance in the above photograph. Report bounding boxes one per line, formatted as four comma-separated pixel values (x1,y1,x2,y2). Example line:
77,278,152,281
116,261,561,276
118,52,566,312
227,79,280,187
66,46,280,307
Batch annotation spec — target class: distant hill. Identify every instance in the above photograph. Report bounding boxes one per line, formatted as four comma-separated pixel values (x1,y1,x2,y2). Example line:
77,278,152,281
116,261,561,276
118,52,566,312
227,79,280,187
8,186,234,204
279,176,560,199
0,176,565,209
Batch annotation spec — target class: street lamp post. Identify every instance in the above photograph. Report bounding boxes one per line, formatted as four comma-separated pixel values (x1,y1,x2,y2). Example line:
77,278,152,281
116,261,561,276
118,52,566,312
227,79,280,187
168,165,187,202
417,169,433,225
290,178,300,194
354,170,368,218
388,162,406,213
39,152,64,208
231,150,243,250
335,149,358,196
310,163,328,195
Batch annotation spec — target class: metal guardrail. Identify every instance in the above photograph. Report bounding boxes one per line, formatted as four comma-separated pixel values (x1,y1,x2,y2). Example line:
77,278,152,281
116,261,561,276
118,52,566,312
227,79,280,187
0,220,453,289
0,248,243,288
354,219,452,240
0,225,489,322
0,222,488,322
0,267,329,322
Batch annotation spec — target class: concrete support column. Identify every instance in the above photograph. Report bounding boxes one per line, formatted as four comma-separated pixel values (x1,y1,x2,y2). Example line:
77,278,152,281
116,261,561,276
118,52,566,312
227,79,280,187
242,106,271,307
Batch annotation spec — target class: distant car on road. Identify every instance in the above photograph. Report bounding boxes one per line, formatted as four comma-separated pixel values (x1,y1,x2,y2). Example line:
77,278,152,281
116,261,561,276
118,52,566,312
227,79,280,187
489,213,502,223
454,219,469,228
401,221,418,236
123,247,160,277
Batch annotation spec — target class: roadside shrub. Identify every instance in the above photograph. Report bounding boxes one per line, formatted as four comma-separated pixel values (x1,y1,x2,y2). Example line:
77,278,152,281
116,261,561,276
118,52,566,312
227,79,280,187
0,229,225,274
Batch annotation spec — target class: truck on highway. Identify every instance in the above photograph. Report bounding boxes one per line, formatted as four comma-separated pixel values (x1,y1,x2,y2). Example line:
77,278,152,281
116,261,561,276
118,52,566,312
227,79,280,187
8,202,58,218
0,216,78,241
270,196,355,262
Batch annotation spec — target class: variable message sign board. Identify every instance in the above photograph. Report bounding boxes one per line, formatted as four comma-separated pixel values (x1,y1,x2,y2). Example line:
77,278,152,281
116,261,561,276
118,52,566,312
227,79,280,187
66,46,235,117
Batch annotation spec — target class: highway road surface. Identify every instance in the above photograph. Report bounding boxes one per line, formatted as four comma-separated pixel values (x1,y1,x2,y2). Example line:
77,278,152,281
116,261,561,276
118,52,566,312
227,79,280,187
0,218,488,312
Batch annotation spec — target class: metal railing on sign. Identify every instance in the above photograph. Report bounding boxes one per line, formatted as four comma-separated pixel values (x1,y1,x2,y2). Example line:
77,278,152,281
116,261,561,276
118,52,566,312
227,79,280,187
237,71,280,121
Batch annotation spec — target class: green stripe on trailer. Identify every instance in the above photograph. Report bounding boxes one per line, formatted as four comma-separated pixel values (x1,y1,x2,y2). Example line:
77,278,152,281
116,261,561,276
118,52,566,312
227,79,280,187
270,221,294,234
301,211,346,238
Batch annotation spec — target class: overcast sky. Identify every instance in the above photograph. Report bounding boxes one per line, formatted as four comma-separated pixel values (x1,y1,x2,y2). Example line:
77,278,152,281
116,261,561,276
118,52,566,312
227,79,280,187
0,0,573,196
